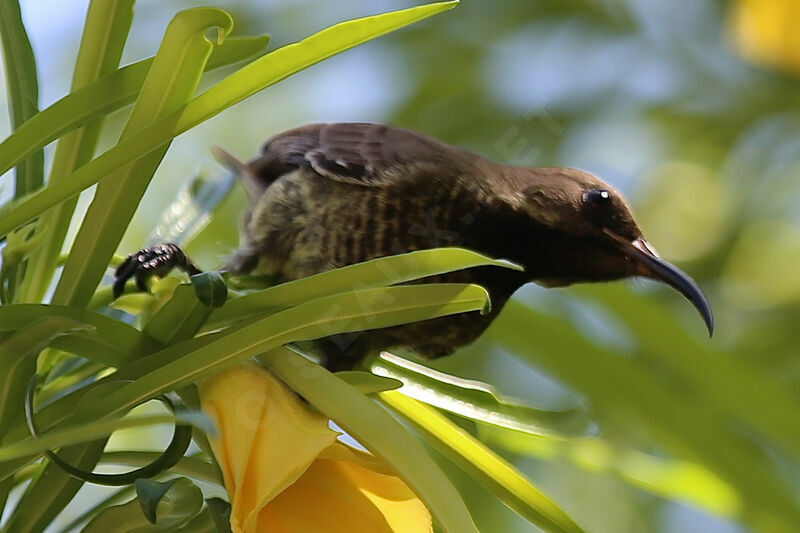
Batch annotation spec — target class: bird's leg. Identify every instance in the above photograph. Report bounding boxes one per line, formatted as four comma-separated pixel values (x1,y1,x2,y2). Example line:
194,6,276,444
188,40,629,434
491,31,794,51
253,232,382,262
113,243,201,298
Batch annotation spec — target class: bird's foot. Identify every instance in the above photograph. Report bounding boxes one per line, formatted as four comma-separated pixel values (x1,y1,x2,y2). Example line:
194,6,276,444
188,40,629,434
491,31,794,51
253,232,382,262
113,243,201,298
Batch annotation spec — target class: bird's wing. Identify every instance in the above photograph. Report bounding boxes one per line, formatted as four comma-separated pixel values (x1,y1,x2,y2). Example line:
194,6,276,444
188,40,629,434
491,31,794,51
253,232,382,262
246,122,471,189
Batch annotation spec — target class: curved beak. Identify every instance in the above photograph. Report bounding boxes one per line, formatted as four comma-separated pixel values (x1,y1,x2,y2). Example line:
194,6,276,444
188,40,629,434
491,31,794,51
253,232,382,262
604,229,714,336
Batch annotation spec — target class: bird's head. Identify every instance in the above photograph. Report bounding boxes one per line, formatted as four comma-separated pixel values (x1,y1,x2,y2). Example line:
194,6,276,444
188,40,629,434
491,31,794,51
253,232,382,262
512,167,714,335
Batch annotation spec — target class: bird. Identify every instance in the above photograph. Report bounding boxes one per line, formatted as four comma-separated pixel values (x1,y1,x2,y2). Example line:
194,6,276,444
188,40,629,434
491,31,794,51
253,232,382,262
114,122,713,370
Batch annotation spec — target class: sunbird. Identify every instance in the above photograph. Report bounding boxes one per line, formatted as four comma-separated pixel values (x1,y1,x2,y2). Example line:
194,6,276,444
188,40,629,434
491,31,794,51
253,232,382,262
115,123,713,369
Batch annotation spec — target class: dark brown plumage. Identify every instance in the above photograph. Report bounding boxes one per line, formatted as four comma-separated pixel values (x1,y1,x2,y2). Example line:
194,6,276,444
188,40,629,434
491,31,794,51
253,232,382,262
115,122,713,370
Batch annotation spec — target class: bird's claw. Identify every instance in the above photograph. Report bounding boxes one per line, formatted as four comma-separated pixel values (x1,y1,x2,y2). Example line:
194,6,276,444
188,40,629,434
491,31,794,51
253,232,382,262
112,243,201,299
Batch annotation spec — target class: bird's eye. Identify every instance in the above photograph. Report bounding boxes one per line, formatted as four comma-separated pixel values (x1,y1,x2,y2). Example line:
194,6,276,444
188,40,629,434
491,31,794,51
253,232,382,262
583,189,611,208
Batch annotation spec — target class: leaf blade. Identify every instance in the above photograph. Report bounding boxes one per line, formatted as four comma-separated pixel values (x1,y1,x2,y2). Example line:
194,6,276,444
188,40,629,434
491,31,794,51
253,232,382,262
13,0,135,304
372,351,595,437
0,0,43,197
0,1,459,240
52,7,234,307
380,390,587,533
206,247,516,330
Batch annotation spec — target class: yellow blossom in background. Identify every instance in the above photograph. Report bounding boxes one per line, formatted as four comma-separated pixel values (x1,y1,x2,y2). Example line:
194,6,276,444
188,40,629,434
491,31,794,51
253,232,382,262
199,363,432,533
731,0,800,74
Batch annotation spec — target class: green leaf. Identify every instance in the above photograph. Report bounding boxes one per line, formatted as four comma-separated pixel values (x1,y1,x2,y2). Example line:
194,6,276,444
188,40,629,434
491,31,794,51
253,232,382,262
203,498,232,533
0,35,270,180
379,391,587,533
37,360,107,406
0,335,220,468
82,477,202,532
0,0,43,303
17,453,220,532
0,303,159,367
56,483,136,533
334,370,403,394
262,346,479,533
174,506,217,533
0,318,93,439
0,413,184,462
13,0,135,305
0,283,487,472
0,282,486,479
143,283,213,346
77,284,489,424
206,247,515,330
99,452,221,484
52,8,234,307
136,479,177,524
373,351,596,438
0,1,459,241
0,0,43,198
0,220,44,303
3,441,106,533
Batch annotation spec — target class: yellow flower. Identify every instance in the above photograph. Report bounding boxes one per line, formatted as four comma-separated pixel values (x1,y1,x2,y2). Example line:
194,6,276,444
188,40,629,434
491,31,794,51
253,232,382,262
199,363,432,533
731,0,800,74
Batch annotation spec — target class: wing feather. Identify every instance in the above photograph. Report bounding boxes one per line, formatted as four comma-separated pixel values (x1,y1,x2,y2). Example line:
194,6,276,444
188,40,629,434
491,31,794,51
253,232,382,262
245,122,474,190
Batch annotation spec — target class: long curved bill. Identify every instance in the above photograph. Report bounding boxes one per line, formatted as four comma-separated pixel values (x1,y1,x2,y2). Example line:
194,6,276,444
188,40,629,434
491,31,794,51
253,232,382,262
604,230,714,336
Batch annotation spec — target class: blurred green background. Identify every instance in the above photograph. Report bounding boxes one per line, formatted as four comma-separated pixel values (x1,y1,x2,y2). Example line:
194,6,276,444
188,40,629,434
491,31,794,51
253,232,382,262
3,1,800,532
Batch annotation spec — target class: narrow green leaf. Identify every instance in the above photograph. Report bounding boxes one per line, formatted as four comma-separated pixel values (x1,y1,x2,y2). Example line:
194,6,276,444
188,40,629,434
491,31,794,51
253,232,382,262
0,0,43,303
56,484,136,533
13,0,134,304
3,441,106,533
0,219,44,303
78,284,489,423
175,506,217,533
52,8,234,307
334,370,403,394
0,35,270,180
206,247,516,330
0,334,220,468
0,283,486,483
0,1,459,240
143,283,213,346
0,0,43,197
262,346,479,533
100,452,221,484
82,477,202,532
372,351,595,437
380,391,587,533
0,303,159,367
137,478,179,524
0,414,180,462
0,284,486,470
0,318,92,438
37,359,106,406
203,498,232,533
19,453,218,533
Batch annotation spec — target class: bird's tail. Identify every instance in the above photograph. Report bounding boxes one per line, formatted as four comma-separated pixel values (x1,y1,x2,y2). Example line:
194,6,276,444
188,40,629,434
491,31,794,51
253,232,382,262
210,146,264,201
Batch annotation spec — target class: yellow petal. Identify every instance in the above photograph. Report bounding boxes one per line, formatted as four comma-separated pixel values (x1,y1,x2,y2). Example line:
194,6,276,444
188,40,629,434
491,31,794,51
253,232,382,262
199,363,338,532
256,442,432,533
